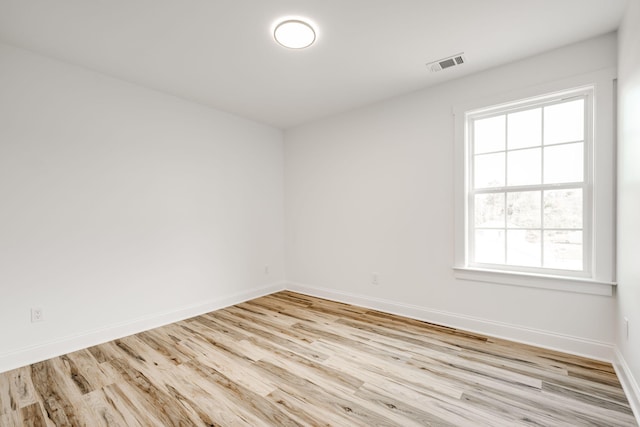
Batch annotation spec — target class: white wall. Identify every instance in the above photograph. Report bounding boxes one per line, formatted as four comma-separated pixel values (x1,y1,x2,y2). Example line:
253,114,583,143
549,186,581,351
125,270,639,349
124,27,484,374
616,0,640,416
285,34,618,360
0,43,285,372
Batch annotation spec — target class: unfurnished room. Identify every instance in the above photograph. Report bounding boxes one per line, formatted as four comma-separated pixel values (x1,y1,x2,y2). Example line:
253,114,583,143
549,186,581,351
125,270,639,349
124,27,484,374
0,1,639,426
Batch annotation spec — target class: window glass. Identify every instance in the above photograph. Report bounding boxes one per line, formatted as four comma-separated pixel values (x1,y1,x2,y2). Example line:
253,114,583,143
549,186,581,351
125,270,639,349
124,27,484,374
544,189,582,229
508,108,541,149
475,230,505,264
475,193,505,228
507,191,541,228
474,115,505,154
474,152,505,188
507,148,541,186
544,99,584,145
543,231,583,270
544,143,584,184
506,230,541,267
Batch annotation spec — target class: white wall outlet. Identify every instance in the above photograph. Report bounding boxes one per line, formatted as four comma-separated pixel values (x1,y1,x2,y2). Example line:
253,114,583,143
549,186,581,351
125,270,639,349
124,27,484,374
371,272,379,286
624,317,629,340
264,265,269,274
31,308,44,323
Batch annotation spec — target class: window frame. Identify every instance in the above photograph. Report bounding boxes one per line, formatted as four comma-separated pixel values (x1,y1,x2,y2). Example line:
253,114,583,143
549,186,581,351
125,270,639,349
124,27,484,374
453,70,616,296
466,89,593,277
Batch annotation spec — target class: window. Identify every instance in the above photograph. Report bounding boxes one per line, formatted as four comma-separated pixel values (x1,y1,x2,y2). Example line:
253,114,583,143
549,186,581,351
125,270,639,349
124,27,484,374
453,71,616,295
468,89,591,276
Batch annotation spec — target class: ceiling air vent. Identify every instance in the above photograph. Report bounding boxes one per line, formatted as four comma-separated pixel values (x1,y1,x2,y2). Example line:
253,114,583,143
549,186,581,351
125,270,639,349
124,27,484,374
427,53,466,72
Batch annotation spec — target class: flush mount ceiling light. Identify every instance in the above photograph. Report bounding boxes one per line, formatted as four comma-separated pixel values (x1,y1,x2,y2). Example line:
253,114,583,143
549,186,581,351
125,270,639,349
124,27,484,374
273,19,316,49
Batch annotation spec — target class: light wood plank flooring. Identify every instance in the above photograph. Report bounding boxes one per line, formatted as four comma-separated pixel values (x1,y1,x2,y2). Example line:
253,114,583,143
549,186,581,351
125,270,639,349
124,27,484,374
0,291,636,426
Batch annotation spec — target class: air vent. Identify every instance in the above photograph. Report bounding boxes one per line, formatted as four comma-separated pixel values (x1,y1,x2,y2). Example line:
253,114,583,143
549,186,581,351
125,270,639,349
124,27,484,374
427,53,466,72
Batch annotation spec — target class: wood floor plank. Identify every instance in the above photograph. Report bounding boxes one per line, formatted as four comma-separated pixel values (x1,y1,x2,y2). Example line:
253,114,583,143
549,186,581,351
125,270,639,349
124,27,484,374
254,359,409,427
209,310,329,362
245,335,365,394
80,389,134,427
0,367,38,416
0,291,636,426
29,360,90,426
107,357,202,426
0,411,22,427
181,359,300,426
99,382,167,426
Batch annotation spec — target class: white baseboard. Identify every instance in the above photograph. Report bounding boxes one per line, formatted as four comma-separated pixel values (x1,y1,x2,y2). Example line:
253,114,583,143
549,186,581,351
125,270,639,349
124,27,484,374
286,282,614,362
613,347,640,424
0,282,285,374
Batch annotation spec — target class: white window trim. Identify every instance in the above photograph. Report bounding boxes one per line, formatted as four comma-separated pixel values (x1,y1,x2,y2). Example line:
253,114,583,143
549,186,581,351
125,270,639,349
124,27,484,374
453,69,616,296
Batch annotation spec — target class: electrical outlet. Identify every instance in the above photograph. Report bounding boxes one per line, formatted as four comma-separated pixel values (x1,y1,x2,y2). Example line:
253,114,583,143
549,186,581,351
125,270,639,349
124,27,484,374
264,265,270,274
624,317,629,340
371,272,379,286
31,308,44,323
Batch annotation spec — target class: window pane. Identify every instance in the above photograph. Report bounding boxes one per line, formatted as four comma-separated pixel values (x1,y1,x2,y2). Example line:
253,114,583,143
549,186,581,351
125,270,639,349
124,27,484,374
544,189,582,229
507,191,541,228
475,193,505,228
475,230,505,264
507,230,541,267
508,108,541,149
507,148,541,186
544,231,582,270
474,152,505,188
474,115,505,154
544,99,584,145
544,142,583,184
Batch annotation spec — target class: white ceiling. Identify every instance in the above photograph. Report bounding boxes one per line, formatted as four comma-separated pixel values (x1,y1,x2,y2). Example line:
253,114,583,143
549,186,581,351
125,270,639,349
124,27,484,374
0,0,628,129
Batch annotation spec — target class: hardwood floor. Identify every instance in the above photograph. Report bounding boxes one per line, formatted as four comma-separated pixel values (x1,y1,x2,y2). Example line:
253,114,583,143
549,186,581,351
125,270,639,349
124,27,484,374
0,291,636,426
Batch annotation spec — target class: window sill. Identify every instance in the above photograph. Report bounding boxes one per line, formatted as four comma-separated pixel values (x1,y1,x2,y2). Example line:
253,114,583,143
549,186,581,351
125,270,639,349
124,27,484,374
453,267,615,296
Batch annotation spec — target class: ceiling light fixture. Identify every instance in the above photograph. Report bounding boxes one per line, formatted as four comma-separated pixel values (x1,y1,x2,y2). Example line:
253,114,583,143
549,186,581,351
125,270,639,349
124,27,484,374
273,19,316,49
